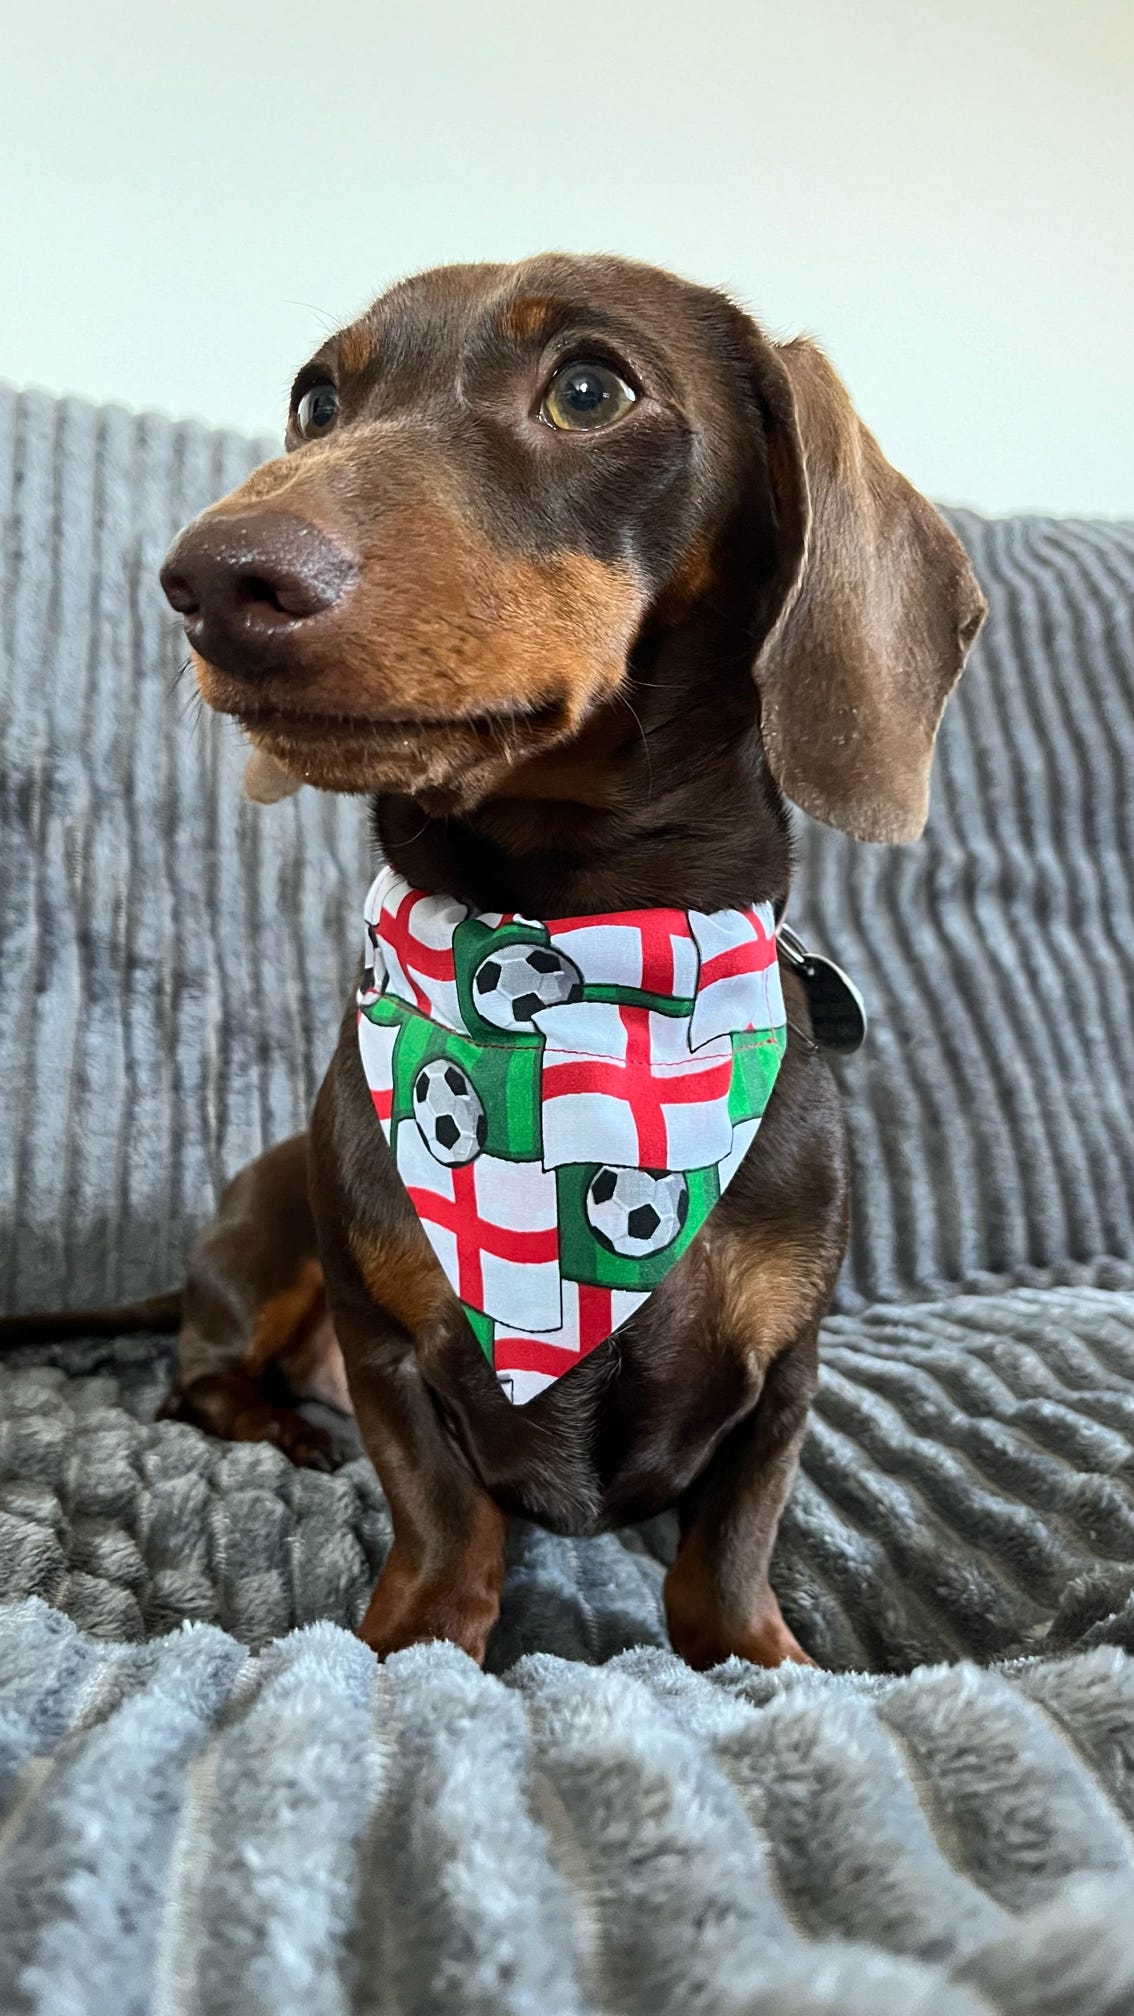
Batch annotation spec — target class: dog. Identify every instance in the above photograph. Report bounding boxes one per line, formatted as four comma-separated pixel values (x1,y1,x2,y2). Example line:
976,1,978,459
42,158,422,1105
8,256,985,1670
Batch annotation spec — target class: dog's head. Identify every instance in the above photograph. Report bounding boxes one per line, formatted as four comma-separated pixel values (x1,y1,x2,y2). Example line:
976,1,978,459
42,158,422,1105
162,254,984,842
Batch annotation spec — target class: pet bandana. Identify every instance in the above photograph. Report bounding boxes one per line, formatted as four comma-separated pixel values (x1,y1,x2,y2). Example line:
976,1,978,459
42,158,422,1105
357,867,787,1405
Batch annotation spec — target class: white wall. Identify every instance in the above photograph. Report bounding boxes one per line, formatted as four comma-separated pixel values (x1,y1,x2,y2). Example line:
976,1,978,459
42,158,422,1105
2,0,1131,515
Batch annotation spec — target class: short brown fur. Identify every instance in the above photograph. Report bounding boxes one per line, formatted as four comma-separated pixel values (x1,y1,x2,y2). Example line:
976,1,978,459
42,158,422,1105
17,254,983,1674
171,256,983,1665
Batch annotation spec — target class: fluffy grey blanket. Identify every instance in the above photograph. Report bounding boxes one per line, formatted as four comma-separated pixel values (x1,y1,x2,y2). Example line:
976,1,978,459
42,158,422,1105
3,1597,1134,2016
3,383,1134,2013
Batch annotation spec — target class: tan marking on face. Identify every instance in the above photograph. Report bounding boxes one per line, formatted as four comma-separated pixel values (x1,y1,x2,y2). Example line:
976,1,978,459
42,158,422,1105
338,321,377,376
348,1222,452,1338
500,296,556,343
331,503,643,721
705,1226,831,1371
191,478,646,806
247,1255,326,1372
655,532,717,624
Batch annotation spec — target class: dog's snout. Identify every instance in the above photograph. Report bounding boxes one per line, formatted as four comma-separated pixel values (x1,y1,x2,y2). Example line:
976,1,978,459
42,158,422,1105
160,511,359,675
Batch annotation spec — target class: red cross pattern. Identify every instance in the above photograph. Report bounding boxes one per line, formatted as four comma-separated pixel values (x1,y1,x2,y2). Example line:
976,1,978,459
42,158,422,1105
405,1163,559,1313
697,908,778,987
542,1005,732,1168
546,905,693,996
493,1284,618,1380
379,884,459,1017
687,906,783,1049
493,1286,654,1404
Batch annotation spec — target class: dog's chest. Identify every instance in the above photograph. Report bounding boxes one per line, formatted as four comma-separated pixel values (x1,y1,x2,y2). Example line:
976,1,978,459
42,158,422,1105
421,1231,760,1533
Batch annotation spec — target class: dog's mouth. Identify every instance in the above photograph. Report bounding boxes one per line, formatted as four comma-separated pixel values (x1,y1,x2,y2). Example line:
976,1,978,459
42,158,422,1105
238,699,564,740
220,688,574,804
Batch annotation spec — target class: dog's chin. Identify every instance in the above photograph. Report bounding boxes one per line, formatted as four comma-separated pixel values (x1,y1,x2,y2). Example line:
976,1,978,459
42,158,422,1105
226,702,579,812
190,650,618,810
241,721,512,807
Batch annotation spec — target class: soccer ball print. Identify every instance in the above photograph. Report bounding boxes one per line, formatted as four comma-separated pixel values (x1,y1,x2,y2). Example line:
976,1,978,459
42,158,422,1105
412,1059,487,1165
586,1166,690,1257
358,867,787,1403
472,940,584,1031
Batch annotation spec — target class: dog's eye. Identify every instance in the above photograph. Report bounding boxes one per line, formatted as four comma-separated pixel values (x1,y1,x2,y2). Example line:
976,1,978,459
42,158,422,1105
295,384,340,438
541,360,636,432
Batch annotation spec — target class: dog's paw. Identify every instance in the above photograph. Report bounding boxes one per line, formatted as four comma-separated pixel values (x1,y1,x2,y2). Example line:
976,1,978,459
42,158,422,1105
159,1376,335,1470
665,1578,816,1673
255,1407,335,1471
354,1568,499,1666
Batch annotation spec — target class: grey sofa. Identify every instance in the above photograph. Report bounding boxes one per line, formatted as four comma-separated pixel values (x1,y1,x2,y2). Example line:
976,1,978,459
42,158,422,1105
2,383,1134,2014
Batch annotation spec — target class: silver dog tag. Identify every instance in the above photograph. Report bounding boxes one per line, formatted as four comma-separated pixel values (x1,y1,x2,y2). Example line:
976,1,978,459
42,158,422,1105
778,923,868,1055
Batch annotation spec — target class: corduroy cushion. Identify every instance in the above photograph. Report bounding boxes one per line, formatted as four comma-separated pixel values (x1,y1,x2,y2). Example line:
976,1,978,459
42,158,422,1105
795,509,1134,1307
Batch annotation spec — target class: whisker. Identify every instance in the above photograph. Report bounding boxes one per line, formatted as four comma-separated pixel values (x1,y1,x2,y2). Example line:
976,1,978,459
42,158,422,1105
177,683,206,729
284,300,339,334
616,690,653,799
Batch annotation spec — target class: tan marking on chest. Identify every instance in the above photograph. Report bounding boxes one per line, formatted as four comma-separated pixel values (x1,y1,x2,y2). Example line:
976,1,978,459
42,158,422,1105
348,1221,453,1338
705,1227,832,1369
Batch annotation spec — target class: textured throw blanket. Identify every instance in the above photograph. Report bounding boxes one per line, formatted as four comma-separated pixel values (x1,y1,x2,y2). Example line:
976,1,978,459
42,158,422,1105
3,383,1134,2013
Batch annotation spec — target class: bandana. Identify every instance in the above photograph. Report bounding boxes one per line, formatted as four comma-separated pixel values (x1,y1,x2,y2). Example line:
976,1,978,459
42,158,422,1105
357,868,787,1405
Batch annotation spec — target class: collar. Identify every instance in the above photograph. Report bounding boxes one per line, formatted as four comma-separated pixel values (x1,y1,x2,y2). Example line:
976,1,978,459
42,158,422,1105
357,867,787,1405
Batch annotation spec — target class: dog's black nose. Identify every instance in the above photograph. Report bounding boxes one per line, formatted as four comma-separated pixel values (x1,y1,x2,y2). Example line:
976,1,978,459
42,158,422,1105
160,511,358,675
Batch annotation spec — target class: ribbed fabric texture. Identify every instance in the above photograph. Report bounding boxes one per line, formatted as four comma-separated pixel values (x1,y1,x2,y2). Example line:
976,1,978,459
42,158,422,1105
793,508,1134,1307
2,385,1133,1315
0,387,367,1314
4,1285,1134,1672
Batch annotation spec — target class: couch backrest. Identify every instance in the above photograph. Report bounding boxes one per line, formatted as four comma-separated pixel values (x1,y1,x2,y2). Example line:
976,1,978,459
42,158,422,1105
2,388,1132,1313
794,508,1134,1306
0,390,369,1311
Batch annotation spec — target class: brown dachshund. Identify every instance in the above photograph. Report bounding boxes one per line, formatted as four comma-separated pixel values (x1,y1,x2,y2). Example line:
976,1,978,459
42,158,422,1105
10,257,985,1671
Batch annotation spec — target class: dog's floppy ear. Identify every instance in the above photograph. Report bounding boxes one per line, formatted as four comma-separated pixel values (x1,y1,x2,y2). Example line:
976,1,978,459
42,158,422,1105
746,331,986,843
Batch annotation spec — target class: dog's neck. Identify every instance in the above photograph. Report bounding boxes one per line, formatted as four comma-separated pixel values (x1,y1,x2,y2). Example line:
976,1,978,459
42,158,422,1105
372,618,793,920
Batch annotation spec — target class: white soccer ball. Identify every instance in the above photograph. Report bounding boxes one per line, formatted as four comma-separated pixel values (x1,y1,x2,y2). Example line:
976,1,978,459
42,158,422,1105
586,1166,690,1258
472,940,583,1031
412,1059,487,1165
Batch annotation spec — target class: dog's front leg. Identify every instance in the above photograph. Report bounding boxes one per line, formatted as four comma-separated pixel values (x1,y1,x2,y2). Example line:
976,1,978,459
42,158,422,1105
664,1323,818,1671
311,1035,509,1664
345,1337,508,1664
